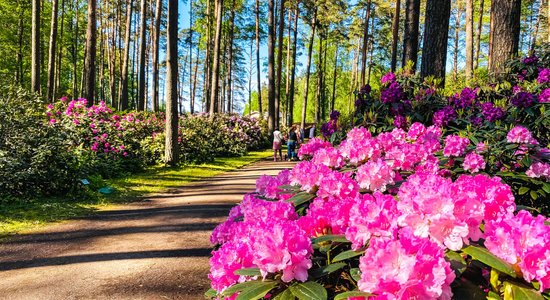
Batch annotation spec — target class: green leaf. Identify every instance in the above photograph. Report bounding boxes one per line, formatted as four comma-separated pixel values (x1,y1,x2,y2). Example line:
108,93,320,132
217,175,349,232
309,262,347,279
445,251,467,275
234,267,262,277
286,192,315,206
332,249,364,262
451,278,489,300
289,281,327,300
488,291,503,300
273,288,295,300
334,291,374,300
542,183,550,194
312,235,350,244
204,288,218,298
503,281,544,300
350,268,361,282
462,246,517,278
519,187,530,195
223,281,269,296
491,269,501,290
530,190,539,200
235,281,277,300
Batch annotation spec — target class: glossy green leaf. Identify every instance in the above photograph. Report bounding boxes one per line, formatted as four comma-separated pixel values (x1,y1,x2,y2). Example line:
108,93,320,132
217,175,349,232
334,291,374,300
273,288,295,300
462,246,517,278
309,262,346,279
286,192,315,206
503,281,544,300
235,281,277,300
204,288,217,298
289,281,327,300
445,251,467,275
490,269,501,290
451,278,489,300
234,267,262,276
312,235,350,244
350,268,361,282
519,187,530,195
530,190,539,200
488,291,503,300
332,249,364,262
223,281,269,296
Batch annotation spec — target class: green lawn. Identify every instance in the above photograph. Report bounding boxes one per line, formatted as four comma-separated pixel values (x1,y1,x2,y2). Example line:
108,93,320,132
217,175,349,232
0,149,272,238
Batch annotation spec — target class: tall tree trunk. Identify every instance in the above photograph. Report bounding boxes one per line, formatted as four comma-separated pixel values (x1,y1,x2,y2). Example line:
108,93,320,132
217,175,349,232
402,0,420,72
530,0,543,53
474,0,484,70
267,0,276,132
55,0,66,99
83,0,97,106
349,41,359,114
285,7,292,126
288,5,299,127
16,10,24,85
72,0,79,99
137,0,147,110
255,0,263,117
453,6,461,80
203,0,212,111
420,0,451,84
300,8,317,129
209,0,223,114
165,0,179,166
189,0,194,113
367,9,375,84
227,0,235,113
390,0,401,72
192,44,199,112
47,0,59,100
465,0,474,80
331,47,339,112
275,0,285,127
152,0,162,111
119,0,133,110
315,35,323,124
31,0,41,94
489,0,521,74
360,0,372,86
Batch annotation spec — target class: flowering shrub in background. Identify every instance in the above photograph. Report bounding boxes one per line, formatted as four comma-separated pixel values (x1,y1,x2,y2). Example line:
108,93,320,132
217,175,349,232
207,124,549,300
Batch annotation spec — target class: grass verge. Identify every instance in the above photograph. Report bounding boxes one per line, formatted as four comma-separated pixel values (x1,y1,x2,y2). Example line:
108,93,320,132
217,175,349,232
0,149,272,238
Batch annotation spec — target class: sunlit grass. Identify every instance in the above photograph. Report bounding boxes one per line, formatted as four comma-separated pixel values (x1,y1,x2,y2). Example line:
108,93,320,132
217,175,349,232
0,149,272,238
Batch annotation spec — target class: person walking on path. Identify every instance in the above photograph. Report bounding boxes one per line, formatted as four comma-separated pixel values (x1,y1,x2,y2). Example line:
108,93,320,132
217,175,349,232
309,125,316,140
287,126,298,161
272,127,284,161
296,125,304,144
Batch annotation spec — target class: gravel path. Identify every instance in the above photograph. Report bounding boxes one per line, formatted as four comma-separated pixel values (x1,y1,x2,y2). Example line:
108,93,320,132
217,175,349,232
0,159,294,300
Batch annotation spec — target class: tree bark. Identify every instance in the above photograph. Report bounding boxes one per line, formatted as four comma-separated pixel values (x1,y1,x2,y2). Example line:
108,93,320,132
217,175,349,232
72,0,79,99
453,6,461,80
489,0,521,74
83,0,97,106
420,0,451,84
331,47,339,112
165,0,179,166
402,0,420,72
255,0,263,117
315,35,323,124
203,0,212,112
288,5,299,127
209,0,223,114
275,0,285,127
16,14,23,85
152,0,162,112
474,0,484,70
285,7,292,126
47,0,59,100
31,0,41,94
137,0,147,110
530,0,543,53
227,0,235,113
390,0,401,72
360,0,372,86
119,0,133,110
55,0,66,99
465,0,474,80
300,8,317,130
267,0,276,132
189,0,194,113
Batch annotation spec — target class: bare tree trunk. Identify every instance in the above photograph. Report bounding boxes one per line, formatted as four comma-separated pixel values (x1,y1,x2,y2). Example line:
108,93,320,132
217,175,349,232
367,10,375,84
489,0,521,74
315,34,323,124
285,7,292,126
47,0,59,100
530,0,543,53
453,6,461,80
420,0,451,84
331,47,339,112
119,0,133,110
349,41,359,114
209,0,223,114
54,0,66,99
390,0,401,72
203,0,212,111
83,0,97,106
165,0,179,166
267,0,276,132
288,5,299,127
152,0,162,112
137,0,147,110
192,45,199,113
475,0,484,70
189,0,194,113
465,0,474,80
275,0,285,127
72,0,79,99
360,0,372,85
16,7,24,85
255,0,263,116
402,0,420,72
31,0,41,94
300,8,317,130
227,0,235,113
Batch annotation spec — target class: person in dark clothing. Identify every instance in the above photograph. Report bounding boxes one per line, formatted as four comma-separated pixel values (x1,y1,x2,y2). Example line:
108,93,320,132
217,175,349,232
287,126,298,161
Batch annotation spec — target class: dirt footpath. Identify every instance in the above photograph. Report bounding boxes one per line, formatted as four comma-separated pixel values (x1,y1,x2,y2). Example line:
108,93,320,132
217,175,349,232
0,159,294,300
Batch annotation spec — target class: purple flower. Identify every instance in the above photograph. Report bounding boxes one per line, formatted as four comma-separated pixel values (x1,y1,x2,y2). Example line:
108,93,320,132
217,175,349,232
381,72,396,85
452,87,477,109
537,68,550,84
381,82,405,104
321,120,338,138
329,110,340,121
523,55,539,65
433,106,457,127
481,102,506,122
393,115,407,129
511,92,535,108
539,88,550,103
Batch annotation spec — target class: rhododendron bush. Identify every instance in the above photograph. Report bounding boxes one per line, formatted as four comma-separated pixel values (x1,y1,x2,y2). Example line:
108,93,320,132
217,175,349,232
207,125,549,300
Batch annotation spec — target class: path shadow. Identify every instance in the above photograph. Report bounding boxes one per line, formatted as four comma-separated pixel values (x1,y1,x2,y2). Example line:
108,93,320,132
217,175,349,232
0,248,211,271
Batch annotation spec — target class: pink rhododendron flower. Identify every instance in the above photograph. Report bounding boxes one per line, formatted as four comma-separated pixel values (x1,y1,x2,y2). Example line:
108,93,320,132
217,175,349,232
209,241,255,292
316,170,359,199
406,122,427,141
256,169,291,199
356,159,396,192
463,152,486,173
526,162,550,181
312,146,345,169
297,138,332,159
443,134,470,157
289,161,331,192
298,195,355,237
507,125,538,145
